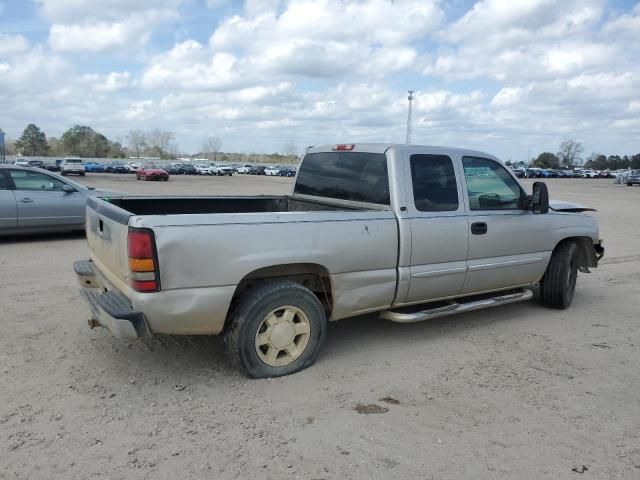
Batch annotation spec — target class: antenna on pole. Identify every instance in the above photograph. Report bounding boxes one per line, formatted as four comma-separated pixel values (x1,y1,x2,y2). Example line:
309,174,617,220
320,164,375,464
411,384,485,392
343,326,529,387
405,90,414,144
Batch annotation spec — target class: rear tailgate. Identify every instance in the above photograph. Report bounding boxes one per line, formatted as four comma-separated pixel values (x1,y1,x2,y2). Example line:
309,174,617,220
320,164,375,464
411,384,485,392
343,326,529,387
85,197,133,292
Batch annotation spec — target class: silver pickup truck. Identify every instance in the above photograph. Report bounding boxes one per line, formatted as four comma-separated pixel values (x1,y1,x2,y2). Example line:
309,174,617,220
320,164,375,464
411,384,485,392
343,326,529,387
75,144,604,377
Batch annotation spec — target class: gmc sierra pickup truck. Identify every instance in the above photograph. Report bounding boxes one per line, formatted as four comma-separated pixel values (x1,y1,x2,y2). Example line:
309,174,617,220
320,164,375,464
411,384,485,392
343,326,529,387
75,144,604,378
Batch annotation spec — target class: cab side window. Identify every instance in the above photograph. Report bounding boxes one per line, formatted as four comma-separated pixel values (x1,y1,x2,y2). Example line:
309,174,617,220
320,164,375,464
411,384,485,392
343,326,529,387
410,154,459,212
9,170,66,191
0,172,8,190
462,156,524,210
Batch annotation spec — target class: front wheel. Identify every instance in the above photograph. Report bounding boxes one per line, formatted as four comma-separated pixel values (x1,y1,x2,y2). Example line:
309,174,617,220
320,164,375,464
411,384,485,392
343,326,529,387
224,281,327,378
539,241,578,309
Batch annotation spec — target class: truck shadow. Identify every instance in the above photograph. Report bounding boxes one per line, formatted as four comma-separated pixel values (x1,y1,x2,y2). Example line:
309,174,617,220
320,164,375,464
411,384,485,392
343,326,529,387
93,294,544,381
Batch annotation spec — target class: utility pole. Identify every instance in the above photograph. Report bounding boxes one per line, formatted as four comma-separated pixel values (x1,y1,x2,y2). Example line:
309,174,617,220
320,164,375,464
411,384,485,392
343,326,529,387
405,90,414,145
0,129,5,164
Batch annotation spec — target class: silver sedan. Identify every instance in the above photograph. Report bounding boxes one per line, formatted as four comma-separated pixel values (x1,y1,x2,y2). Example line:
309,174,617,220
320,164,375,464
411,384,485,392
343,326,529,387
0,165,120,236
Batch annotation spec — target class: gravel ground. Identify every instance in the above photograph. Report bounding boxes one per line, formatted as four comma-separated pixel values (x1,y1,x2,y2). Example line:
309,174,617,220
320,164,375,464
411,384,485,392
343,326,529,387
1,175,639,480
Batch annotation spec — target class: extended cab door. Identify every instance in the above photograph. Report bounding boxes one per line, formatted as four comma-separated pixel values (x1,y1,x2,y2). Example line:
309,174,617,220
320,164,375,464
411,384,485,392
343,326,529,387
460,156,551,294
0,170,17,230
403,152,469,304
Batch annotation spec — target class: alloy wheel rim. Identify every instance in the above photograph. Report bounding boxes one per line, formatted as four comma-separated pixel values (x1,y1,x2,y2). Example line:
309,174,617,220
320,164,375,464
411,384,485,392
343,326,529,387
255,306,311,367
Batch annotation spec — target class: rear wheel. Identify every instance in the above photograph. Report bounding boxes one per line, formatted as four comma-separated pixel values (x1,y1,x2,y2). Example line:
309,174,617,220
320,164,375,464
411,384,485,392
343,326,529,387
539,241,578,309
224,281,327,378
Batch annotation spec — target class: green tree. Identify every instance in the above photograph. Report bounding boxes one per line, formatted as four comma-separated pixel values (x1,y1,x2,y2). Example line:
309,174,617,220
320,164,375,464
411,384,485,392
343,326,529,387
61,125,114,157
15,124,48,156
532,152,560,169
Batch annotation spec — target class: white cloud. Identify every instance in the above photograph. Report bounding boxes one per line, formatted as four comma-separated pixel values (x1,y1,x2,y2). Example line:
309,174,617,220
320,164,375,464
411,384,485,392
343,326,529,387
83,71,132,92
0,34,29,57
36,0,183,23
39,0,181,53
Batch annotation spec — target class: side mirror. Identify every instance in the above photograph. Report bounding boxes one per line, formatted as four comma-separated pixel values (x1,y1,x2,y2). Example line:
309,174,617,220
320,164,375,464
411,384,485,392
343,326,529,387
532,181,549,214
62,184,76,193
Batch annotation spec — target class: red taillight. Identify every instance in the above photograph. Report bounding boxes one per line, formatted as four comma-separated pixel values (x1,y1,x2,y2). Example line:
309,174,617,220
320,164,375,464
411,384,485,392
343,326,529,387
332,144,355,151
128,228,159,292
128,230,154,258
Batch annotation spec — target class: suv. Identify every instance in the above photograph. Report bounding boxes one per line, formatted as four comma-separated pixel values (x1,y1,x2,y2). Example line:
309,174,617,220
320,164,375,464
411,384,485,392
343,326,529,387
60,158,85,176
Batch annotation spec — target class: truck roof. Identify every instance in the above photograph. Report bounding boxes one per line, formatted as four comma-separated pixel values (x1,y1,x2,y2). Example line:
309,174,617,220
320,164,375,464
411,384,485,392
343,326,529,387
307,143,502,162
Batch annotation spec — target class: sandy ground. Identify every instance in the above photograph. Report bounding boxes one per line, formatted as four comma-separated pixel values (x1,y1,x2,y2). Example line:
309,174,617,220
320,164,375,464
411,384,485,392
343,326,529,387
1,175,639,479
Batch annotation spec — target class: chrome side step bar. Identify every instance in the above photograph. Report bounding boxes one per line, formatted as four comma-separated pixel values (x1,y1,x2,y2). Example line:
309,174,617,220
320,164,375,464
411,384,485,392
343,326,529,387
380,289,534,324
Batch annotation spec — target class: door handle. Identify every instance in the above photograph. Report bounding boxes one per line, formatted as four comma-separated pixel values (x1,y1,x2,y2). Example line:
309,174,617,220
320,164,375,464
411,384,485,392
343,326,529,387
471,222,487,235
20,198,34,203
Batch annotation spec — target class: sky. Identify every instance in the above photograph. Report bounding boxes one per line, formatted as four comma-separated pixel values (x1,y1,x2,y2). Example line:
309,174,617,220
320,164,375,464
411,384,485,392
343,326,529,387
0,0,639,160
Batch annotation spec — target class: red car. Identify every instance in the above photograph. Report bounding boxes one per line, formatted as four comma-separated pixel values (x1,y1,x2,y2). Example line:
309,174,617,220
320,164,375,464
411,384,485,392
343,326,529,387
136,164,169,181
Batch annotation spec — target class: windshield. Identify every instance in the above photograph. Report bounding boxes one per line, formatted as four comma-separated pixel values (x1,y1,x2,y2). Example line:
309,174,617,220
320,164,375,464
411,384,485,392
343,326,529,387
145,164,160,169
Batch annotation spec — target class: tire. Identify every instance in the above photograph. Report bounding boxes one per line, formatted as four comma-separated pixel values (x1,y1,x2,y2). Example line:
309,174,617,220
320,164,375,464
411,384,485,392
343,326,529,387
628,182,632,186
224,280,327,378
539,241,578,309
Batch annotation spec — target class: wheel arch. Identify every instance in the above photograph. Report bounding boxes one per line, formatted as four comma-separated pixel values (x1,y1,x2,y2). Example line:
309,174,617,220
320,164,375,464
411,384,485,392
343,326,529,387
230,263,334,319
553,236,598,270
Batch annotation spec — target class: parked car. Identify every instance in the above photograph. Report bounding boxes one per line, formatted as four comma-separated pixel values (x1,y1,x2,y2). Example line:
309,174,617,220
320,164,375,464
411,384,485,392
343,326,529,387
0,165,120,236
194,164,214,175
237,165,252,174
626,170,640,186
74,143,603,378
212,164,233,176
135,164,169,181
60,157,85,176
85,162,105,173
249,165,267,175
512,168,526,178
105,161,129,174
265,166,281,176
181,163,197,175
582,169,599,178
164,164,180,175
169,163,185,175
278,166,297,177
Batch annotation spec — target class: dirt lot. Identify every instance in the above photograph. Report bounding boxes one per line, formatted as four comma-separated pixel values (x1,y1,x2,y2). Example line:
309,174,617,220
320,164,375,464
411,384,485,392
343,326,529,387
1,175,639,479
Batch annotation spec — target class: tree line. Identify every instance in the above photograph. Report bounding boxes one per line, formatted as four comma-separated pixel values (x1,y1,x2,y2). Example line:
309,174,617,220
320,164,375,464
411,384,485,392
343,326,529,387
4,124,299,163
506,140,640,170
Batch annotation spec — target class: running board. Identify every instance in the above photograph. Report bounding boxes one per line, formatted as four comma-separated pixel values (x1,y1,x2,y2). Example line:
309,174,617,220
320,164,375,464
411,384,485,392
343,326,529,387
380,289,534,324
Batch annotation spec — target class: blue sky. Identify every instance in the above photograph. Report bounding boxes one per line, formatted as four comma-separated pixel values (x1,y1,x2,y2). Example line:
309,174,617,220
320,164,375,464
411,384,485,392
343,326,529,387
1,0,639,159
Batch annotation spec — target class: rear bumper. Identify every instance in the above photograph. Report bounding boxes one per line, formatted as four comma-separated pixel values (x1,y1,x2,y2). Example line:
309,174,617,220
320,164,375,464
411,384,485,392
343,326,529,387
74,259,148,339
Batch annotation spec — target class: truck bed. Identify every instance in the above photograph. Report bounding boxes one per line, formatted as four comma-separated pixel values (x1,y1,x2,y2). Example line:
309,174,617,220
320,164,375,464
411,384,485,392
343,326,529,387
105,195,358,216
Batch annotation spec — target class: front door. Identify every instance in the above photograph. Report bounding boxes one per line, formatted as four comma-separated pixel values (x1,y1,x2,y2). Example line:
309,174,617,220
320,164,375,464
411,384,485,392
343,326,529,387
404,153,469,303
0,171,17,230
8,169,85,228
461,156,551,294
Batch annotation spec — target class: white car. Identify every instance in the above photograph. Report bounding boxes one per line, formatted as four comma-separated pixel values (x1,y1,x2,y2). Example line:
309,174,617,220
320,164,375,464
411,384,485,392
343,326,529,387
582,169,598,178
194,164,214,175
265,166,281,176
236,165,252,174
212,164,233,176
60,157,85,176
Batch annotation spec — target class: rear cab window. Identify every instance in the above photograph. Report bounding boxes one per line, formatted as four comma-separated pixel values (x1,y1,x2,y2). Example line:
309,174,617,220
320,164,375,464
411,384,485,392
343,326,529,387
410,154,459,212
294,152,390,206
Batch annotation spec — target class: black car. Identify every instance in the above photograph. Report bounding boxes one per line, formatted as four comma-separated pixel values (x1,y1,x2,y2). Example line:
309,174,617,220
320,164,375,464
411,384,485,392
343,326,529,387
106,161,129,174
249,165,267,175
181,163,197,175
164,164,180,175
278,167,297,177
27,160,46,169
